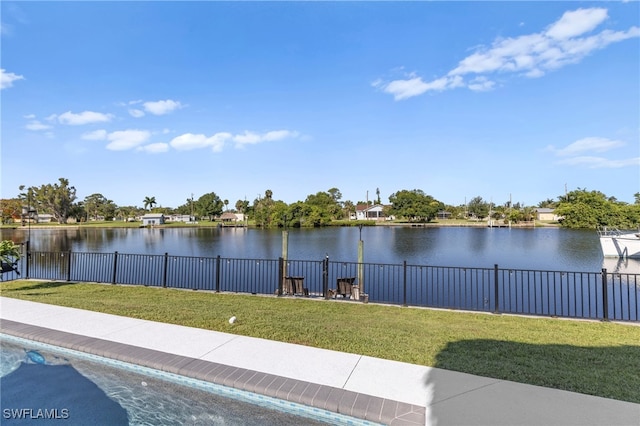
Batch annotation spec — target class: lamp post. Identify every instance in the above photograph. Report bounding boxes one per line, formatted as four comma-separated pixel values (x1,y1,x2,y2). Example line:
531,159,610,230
357,224,364,297
22,192,36,278
281,214,289,290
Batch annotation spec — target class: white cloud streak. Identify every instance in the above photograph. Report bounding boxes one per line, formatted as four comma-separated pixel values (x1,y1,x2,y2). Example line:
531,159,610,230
81,129,108,140
549,137,626,156
373,76,464,101
376,7,639,100
545,8,608,40
106,130,151,151
25,120,52,131
143,99,183,115
548,137,636,169
86,127,300,154
129,109,145,118
137,143,169,154
168,129,300,152
233,130,300,147
467,76,496,92
170,133,232,152
1,68,24,89
57,111,113,125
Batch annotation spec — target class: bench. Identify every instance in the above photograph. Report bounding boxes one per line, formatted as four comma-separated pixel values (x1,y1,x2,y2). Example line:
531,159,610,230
284,276,307,296
336,277,356,298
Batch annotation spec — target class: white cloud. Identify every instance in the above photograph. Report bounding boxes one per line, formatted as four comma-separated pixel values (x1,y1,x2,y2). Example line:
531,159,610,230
447,21,638,78
143,99,183,115
548,136,636,169
170,132,231,152
233,130,301,147
137,143,169,154
57,111,113,125
25,120,52,131
467,76,496,92
233,131,262,145
129,109,145,118
263,130,300,141
557,156,640,168
375,75,463,101
550,137,626,156
106,129,151,151
377,7,639,100
81,129,108,140
167,129,299,152
545,8,608,40
1,68,24,89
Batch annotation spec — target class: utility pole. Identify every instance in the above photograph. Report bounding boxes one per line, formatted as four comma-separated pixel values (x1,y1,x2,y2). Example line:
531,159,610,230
464,197,467,219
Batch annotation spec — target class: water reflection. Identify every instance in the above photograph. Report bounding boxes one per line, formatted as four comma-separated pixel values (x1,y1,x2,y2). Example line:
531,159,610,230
468,227,489,253
0,228,82,252
602,257,640,274
389,228,437,263
0,226,632,273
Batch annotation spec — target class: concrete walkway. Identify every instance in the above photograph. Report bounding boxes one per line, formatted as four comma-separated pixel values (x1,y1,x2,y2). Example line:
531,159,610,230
1,297,638,425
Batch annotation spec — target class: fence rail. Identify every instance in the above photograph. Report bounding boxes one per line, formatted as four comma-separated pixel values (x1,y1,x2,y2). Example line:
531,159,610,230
2,248,638,322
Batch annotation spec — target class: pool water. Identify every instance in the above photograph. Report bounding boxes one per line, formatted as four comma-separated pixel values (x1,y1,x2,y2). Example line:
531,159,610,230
1,335,370,425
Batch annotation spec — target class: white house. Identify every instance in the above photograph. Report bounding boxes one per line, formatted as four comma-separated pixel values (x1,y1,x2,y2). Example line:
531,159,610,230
36,214,55,223
141,213,165,226
167,214,196,223
436,210,452,220
355,204,386,221
535,208,559,221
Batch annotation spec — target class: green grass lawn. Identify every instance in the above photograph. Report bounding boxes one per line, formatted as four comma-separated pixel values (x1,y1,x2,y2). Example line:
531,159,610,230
1,279,638,403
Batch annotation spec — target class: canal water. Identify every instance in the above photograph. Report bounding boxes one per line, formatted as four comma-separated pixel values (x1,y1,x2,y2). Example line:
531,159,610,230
1,226,638,273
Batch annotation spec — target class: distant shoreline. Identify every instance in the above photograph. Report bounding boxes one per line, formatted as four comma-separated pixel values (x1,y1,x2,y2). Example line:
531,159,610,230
2,220,560,230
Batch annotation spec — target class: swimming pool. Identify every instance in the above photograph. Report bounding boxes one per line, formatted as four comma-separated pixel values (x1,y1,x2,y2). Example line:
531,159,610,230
1,334,378,425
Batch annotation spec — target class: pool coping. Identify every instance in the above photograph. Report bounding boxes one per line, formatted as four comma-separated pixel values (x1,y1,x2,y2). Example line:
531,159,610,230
0,319,425,425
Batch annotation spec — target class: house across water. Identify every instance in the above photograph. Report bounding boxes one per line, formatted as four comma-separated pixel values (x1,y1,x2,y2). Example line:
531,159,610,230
141,213,165,226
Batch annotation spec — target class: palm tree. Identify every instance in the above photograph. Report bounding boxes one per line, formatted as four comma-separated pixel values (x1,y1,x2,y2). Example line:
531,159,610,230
143,196,157,211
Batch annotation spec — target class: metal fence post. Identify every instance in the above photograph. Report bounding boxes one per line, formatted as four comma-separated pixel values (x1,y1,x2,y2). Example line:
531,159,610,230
66,251,72,281
601,268,609,321
162,252,168,288
403,260,408,306
278,257,284,296
323,255,329,299
112,251,118,284
215,255,221,293
25,240,30,279
494,264,500,313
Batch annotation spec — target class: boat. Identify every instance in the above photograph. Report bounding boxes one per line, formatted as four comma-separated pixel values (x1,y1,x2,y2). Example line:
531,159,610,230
598,227,640,258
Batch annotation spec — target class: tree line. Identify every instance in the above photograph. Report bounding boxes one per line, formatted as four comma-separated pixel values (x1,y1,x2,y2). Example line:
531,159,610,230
1,178,639,229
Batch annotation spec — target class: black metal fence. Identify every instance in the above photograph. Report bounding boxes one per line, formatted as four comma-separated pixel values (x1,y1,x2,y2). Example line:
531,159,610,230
3,249,638,322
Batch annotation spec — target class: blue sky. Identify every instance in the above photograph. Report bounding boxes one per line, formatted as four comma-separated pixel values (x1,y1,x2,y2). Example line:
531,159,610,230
1,1,638,209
